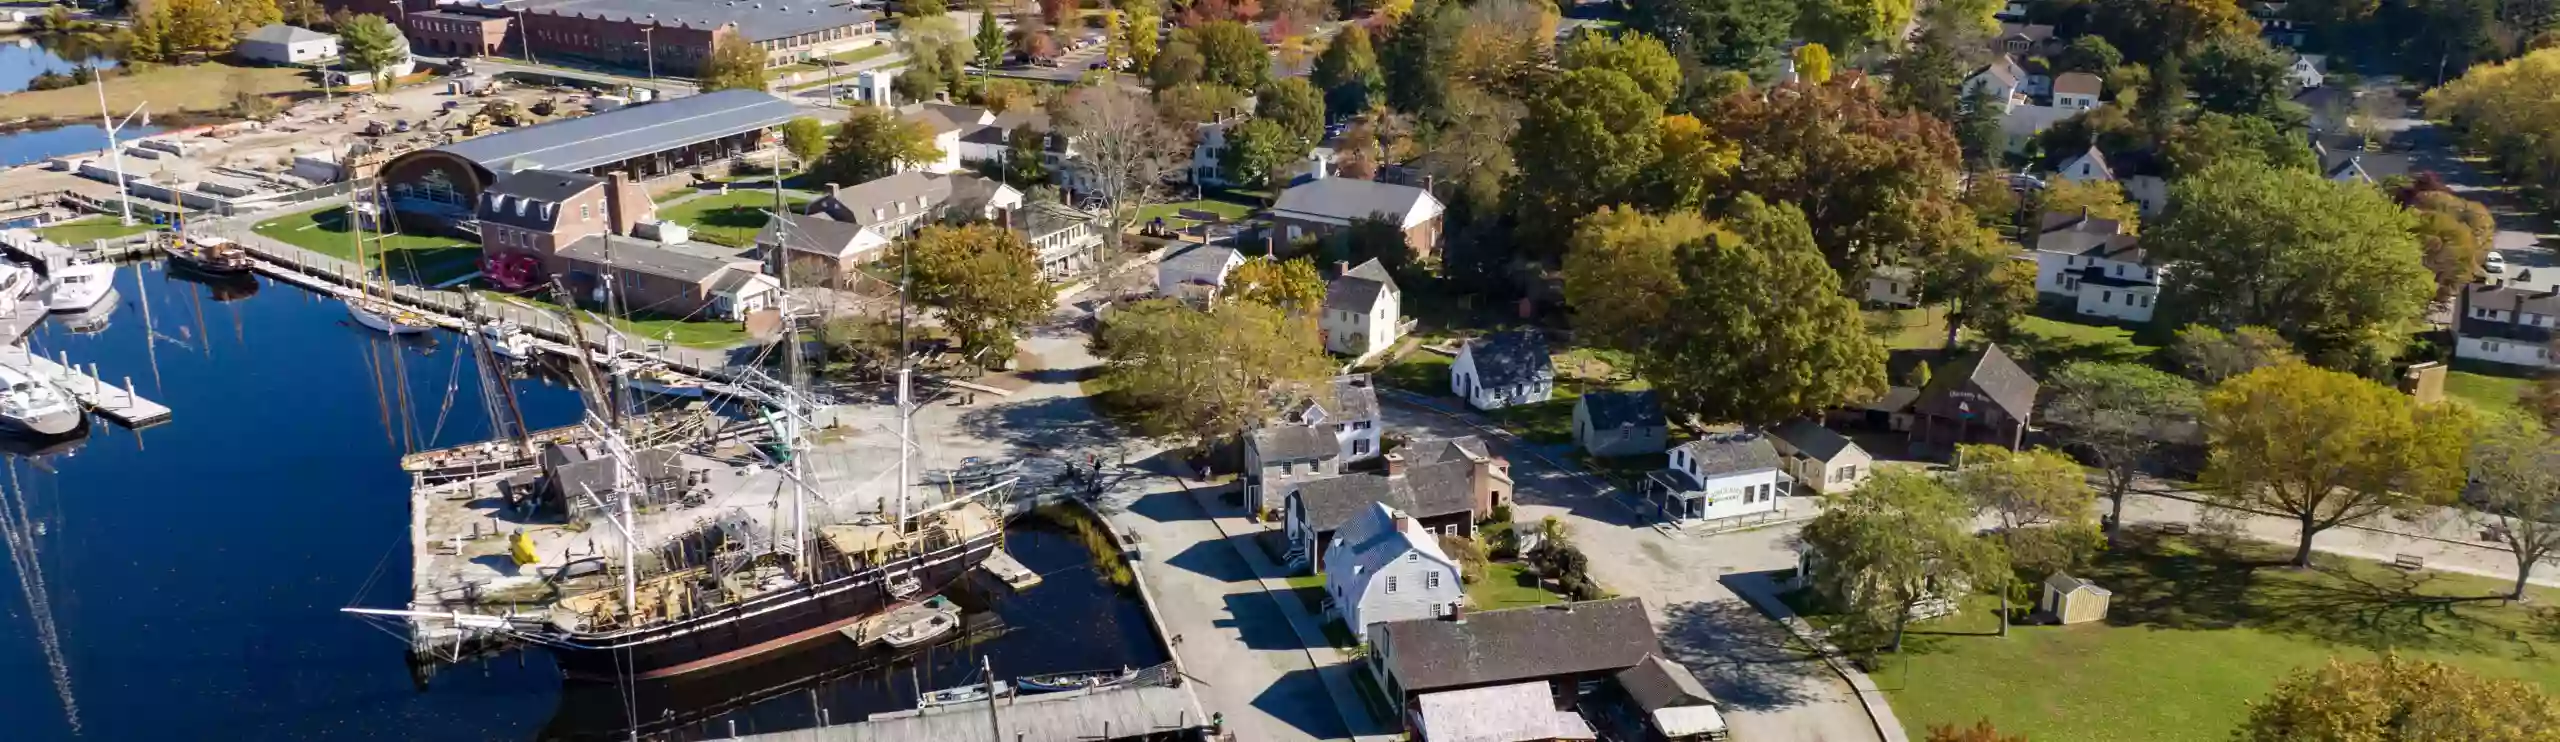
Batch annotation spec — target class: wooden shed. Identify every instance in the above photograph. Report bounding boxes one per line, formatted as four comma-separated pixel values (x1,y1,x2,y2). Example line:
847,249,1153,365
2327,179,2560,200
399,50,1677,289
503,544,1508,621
2041,572,2112,625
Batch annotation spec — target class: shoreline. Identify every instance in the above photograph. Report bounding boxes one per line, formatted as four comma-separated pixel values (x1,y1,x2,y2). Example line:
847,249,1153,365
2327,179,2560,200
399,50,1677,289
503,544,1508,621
0,110,237,137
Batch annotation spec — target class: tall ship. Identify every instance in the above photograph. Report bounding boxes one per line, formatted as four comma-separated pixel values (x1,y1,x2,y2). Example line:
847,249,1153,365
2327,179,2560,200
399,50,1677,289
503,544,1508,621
347,198,1005,682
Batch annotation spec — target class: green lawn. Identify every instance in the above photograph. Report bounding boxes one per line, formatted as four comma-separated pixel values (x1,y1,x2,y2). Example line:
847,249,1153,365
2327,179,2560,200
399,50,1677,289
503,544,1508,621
1848,530,2560,742
253,206,482,286
1868,306,1951,350
1377,351,1452,394
2008,314,2159,366
480,291,749,349
2446,369,2529,415
34,216,156,245
1133,198,1256,229
656,191,811,248
1489,397,1578,444
1471,562,1564,610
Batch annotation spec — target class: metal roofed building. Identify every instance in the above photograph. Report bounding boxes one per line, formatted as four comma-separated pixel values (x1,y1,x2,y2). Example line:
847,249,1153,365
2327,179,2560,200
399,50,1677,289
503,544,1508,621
373,0,879,69
380,90,793,228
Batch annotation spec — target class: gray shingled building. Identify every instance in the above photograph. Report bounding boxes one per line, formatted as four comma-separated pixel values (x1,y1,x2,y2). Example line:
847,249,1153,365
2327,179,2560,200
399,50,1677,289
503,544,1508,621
381,90,797,229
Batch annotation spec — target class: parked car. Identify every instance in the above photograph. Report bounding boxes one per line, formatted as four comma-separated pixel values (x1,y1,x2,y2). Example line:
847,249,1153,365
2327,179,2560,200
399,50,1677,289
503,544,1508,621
2488,251,2508,274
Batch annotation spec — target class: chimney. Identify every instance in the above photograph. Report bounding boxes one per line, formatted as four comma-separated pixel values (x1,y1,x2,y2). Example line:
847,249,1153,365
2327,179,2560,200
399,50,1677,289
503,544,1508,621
1335,260,1348,276
1384,452,1406,478
826,182,840,198
604,170,634,236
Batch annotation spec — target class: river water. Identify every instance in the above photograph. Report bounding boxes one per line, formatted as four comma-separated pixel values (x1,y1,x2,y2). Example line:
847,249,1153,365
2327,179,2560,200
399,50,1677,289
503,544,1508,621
0,263,1162,741
0,40,160,168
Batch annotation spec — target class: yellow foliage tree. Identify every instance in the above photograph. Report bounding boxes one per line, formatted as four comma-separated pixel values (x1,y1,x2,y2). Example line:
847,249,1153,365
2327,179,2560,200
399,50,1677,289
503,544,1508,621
2036,178,2141,234
2201,363,2475,567
1793,43,1833,85
2239,655,2560,742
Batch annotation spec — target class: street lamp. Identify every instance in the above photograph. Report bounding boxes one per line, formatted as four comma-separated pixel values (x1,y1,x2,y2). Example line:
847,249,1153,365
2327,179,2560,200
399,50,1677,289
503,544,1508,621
92,74,146,227
639,25,655,88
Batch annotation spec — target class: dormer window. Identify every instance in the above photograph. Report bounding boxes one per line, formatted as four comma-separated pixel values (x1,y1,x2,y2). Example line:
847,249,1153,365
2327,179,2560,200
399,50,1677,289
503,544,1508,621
514,199,527,217
872,207,884,220
582,204,592,221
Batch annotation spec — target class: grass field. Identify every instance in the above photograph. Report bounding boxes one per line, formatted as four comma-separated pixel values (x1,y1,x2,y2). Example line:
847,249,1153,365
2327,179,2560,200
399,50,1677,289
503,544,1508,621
1133,198,1256,229
1868,307,1951,350
252,206,481,286
480,291,748,349
1844,529,2560,742
34,216,156,245
2446,369,2530,415
657,191,811,247
1471,563,1564,610
0,62,311,121
2009,314,2159,365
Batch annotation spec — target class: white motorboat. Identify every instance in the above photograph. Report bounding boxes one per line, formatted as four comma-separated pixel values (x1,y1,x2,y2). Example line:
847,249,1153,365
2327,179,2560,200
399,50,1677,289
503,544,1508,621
54,289,118,335
347,297,436,335
0,365,83,437
0,262,37,307
618,360,706,397
878,606,959,649
41,261,115,312
476,319,536,360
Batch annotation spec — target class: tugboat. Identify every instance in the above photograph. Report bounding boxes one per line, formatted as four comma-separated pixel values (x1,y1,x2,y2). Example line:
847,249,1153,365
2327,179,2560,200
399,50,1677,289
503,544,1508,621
160,233,256,275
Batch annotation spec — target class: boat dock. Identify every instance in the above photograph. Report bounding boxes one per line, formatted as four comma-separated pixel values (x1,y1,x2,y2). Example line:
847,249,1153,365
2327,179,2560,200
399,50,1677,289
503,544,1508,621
0,228,154,273
0,346,173,427
730,682,1206,742
980,547,1042,590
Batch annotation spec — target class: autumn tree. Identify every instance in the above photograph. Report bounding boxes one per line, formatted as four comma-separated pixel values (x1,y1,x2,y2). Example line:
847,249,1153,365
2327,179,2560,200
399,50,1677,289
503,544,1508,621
1181,20,1269,90
1797,0,1914,53
1561,29,1683,106
278,0,323,27
1800,470,2006,653
905,224,1056,361
1508,68,1666,250
2427,49,2560,199
1953,445,2100,634
1095,298,1334,446
2043,361,2200,542
1567,196,1887,426
780,117,828,164
2150,161,2432,372
2162,111,2318,177
700,34,771,93
1219,257,1328,313
338,13,406,91
2466,414,2560,600
2238,656,2560,742
1561,207,1713,350
2202,363,2474,567
1710,76,1969,285
2036,178,2140,232
1923,224,2038,346
1120,4,1160,72
2168,324,2299,384
1312,24,1383,119
1793,42,1834,85
1257,77,1327,149
2400,186,2496,301
1648,114,1740,212
1408,85,1522,216
816,106,944,185
1058,85,1186,261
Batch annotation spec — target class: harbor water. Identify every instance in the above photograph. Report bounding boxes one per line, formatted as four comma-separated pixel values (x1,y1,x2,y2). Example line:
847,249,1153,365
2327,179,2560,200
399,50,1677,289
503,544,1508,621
0,262,1164,740
0,40,156,168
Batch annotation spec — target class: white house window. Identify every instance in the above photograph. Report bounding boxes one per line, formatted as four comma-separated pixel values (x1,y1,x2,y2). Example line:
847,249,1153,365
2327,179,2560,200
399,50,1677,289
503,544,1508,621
1386,576,1398,593
1354,439,1371,455
1426,572,1441,589
1279,461,1293,475
1406,552,1418,562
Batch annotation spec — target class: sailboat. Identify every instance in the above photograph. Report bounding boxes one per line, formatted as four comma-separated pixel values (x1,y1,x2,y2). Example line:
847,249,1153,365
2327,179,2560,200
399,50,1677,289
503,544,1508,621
347,178,1008,681
342,186,435,335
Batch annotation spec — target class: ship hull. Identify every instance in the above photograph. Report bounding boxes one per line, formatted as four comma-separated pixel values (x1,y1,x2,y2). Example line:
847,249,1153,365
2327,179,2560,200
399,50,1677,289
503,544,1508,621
544,532,999,681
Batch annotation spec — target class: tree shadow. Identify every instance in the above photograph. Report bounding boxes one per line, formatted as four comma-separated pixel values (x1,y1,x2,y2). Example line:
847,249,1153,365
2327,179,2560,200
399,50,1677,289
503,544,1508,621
2252,563,2518,655
955,395,1124,453
1658,592,1836,713
1163,538,1259,585
1125,489,1215,524
1247,667,1354,740
1218,591,1318,651
2080,527,2270,632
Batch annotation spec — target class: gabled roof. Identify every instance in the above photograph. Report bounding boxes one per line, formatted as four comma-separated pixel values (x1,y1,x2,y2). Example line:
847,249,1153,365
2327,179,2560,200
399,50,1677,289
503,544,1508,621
901,102,993,134
245,24,333,45
1160,244,1243,281
1325,257,1398,311
2314,136,2411,184
2045,572,2112,596
1771,420,1859,462
2467,283,2560,318
1577,390,1663,432
435,90,797,175
1462,330,1554,389
810,171,995,228
2058,145,2115,181
1320,374,1381,422
1252,425,1338,462
1373,597,1660,694
555,234,742,284
1667,432,1780,483
2053,71,2103,97
1402,436,1494,467
1331,503,1454,602
1272,178,1442,228
1295,467,1474,535
755,211,869,258
1972,55,2027,89
478,169,602,231
2035,210,2145,263
1916,344,2039,422
1415,681,1600,742
1617,655,1725,738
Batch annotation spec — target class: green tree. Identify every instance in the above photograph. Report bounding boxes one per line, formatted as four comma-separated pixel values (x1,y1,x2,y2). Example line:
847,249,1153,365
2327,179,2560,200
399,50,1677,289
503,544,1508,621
167,0,235,58
2466,414,2560,600
1953,88,2005,169
780,117,828,164
336,13,405,91
1219,257,1328,312
1800,469,2005,653
700,34,771,93
1562,207,1715,350
1509,67,1665,251
1257,77,1327,149
1219,118,1292,194
1149,39,1206,88
975,5,1006,70
128,1,173,63
1630,0,1799,69
1592,196,1888,426
906,224,1055,360
1562,29,1683,105
1888,25,1967,119
2037,178,2140,232
1121,5,1161,73
1711,79,1969,284
1793,42,1834,85
2056,34,2124,75
1797,0,1913,53
1648,113,1740,212
2043,361,2200,542
1095,298,1334,446
816,106,945,185
1183,20,1268,90
904,0,947,16
1383,0,1463,117
2162,111,2318,177
2168,324,2300,384
2150,162,2432,372
2185,36,2293,118
2203,363,2475,567
1952,445,2099,634
1924,224,2038,346
1409,84,1521,216
1312,24,1384,119
2239,656,2560,741
1004,127,1049,185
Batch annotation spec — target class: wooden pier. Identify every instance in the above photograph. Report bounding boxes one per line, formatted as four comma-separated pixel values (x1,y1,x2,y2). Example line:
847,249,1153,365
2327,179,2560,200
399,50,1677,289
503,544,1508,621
0,345,173,427
980,547,1042,590
730,681,1204,742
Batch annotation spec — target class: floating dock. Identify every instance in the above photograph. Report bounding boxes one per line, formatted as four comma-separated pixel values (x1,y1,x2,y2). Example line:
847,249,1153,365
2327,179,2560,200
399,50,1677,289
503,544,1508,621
0,345,173,427
981,547,1042,590
733,681,1205,742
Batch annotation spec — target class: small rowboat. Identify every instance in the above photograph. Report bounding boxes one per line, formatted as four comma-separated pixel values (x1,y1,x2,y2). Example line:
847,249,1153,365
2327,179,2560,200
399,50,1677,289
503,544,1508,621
1016,667,1135,694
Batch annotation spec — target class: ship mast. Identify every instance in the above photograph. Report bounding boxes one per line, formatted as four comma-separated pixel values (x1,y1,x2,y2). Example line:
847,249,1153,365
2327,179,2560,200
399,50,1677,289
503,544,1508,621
767,159,811,575
895,229,914,529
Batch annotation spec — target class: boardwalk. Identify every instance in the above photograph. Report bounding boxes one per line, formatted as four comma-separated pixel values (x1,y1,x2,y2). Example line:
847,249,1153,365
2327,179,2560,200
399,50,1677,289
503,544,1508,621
0,345,172,427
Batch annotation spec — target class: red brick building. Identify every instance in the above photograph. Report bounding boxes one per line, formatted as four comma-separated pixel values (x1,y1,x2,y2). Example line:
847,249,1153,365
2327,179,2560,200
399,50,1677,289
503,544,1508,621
331,0,877,76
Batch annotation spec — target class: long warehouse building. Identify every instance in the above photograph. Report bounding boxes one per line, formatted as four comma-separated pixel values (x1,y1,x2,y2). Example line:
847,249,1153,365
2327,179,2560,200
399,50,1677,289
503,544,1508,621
379,89,795,230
